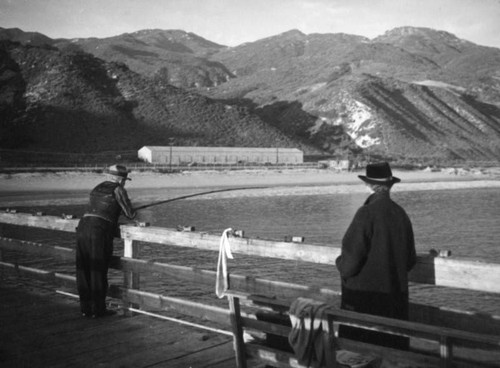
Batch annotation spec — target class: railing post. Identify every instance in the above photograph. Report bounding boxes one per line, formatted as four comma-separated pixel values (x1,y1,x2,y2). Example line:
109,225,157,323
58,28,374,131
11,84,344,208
123,237,140,315
439,336,453,368
228,295,247,368
0,240,3,279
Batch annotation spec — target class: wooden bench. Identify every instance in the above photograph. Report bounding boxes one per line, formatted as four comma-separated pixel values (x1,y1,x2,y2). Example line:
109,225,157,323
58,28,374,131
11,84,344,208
225,291,500,368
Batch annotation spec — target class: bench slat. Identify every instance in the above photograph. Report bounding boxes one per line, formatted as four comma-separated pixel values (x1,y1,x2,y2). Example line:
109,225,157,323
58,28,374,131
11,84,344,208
227,291,500,348
242,316,291,337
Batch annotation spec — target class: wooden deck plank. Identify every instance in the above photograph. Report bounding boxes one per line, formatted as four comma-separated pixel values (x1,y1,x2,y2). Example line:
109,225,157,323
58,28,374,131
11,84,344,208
158,340,237,368
49,321,232,367
22,318,162,365
0,282,237,368
81,333,231,368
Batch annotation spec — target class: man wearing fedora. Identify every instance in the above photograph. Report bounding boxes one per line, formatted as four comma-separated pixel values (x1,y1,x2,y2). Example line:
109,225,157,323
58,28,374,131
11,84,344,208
336,162,416,349
76,164,136,318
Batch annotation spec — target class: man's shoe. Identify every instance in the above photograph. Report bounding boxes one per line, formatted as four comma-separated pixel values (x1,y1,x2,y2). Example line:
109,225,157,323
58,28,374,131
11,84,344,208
81,309,93,318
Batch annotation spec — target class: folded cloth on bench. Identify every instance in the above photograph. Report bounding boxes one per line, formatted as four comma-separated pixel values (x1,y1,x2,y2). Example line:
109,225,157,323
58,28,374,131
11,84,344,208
288,297,337,367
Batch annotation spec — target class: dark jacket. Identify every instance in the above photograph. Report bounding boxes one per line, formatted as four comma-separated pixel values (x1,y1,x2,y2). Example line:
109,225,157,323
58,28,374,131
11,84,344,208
86,181,136,223
88,182,122,223
336,191,416,295
336,191,416,349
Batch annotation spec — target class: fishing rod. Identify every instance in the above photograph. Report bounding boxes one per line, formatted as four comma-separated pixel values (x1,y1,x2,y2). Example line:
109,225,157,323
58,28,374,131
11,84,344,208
133,186,268,211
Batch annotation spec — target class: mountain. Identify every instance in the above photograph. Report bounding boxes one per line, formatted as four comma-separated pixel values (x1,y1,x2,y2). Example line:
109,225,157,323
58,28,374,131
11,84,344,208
0,39,317,157
54,29,234,89
1,26,499,163
202,27,500,161
0,27,53,47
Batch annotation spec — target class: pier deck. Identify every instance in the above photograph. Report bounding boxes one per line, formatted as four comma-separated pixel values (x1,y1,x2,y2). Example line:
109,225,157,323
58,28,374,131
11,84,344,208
0,278,237,368
1,212,500,368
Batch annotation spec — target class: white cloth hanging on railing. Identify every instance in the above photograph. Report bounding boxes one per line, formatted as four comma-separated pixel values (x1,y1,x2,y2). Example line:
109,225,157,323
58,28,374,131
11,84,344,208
216,228,233,298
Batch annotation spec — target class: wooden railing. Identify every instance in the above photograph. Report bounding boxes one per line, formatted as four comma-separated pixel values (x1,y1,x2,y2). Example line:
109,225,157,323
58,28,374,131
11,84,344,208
1,212,499,367
2,212,499,294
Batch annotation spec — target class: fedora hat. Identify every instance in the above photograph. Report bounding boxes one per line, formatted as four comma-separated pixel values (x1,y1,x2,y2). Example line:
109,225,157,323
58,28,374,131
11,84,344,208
358,162,400,185
107,164,131,181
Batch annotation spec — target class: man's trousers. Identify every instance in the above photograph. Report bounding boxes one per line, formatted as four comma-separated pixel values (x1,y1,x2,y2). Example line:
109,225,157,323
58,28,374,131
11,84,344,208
76,216,115,316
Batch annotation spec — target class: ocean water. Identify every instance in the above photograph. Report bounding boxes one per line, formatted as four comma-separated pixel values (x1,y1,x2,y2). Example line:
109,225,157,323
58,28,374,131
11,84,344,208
136,186,500,261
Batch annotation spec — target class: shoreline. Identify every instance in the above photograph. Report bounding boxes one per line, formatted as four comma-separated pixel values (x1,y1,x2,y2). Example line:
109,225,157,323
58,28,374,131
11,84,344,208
1,167,500,207
1,166,500,191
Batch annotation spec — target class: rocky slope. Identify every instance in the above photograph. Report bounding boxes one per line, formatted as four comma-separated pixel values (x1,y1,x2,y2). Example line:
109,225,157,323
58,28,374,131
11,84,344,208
205,27,500,161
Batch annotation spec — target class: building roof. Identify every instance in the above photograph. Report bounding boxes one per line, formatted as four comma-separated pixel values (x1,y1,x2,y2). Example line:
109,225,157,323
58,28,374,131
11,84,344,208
139,146,302,153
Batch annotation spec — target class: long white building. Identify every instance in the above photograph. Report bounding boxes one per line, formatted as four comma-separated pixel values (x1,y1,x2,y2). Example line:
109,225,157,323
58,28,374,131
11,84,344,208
138,146,303,165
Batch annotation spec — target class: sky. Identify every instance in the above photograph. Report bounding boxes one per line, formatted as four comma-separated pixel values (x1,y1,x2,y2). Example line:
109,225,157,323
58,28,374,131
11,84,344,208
1,0,500,48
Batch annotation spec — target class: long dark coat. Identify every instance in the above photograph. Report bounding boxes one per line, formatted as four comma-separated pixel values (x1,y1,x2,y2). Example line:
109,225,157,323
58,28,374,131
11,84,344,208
335,191,416,349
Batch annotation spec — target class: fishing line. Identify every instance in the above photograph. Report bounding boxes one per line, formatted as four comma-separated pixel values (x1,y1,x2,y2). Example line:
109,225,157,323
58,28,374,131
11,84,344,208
133,186,268,211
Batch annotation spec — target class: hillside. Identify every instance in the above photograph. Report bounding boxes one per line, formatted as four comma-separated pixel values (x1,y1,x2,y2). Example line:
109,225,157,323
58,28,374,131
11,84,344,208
203,27,500,161
0,40,318,157
1,26,500,163
0,27,53,47
54,29,235,89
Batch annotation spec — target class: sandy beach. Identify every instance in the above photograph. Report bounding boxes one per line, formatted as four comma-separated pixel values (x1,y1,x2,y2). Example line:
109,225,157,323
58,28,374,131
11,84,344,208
1,166,500,207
